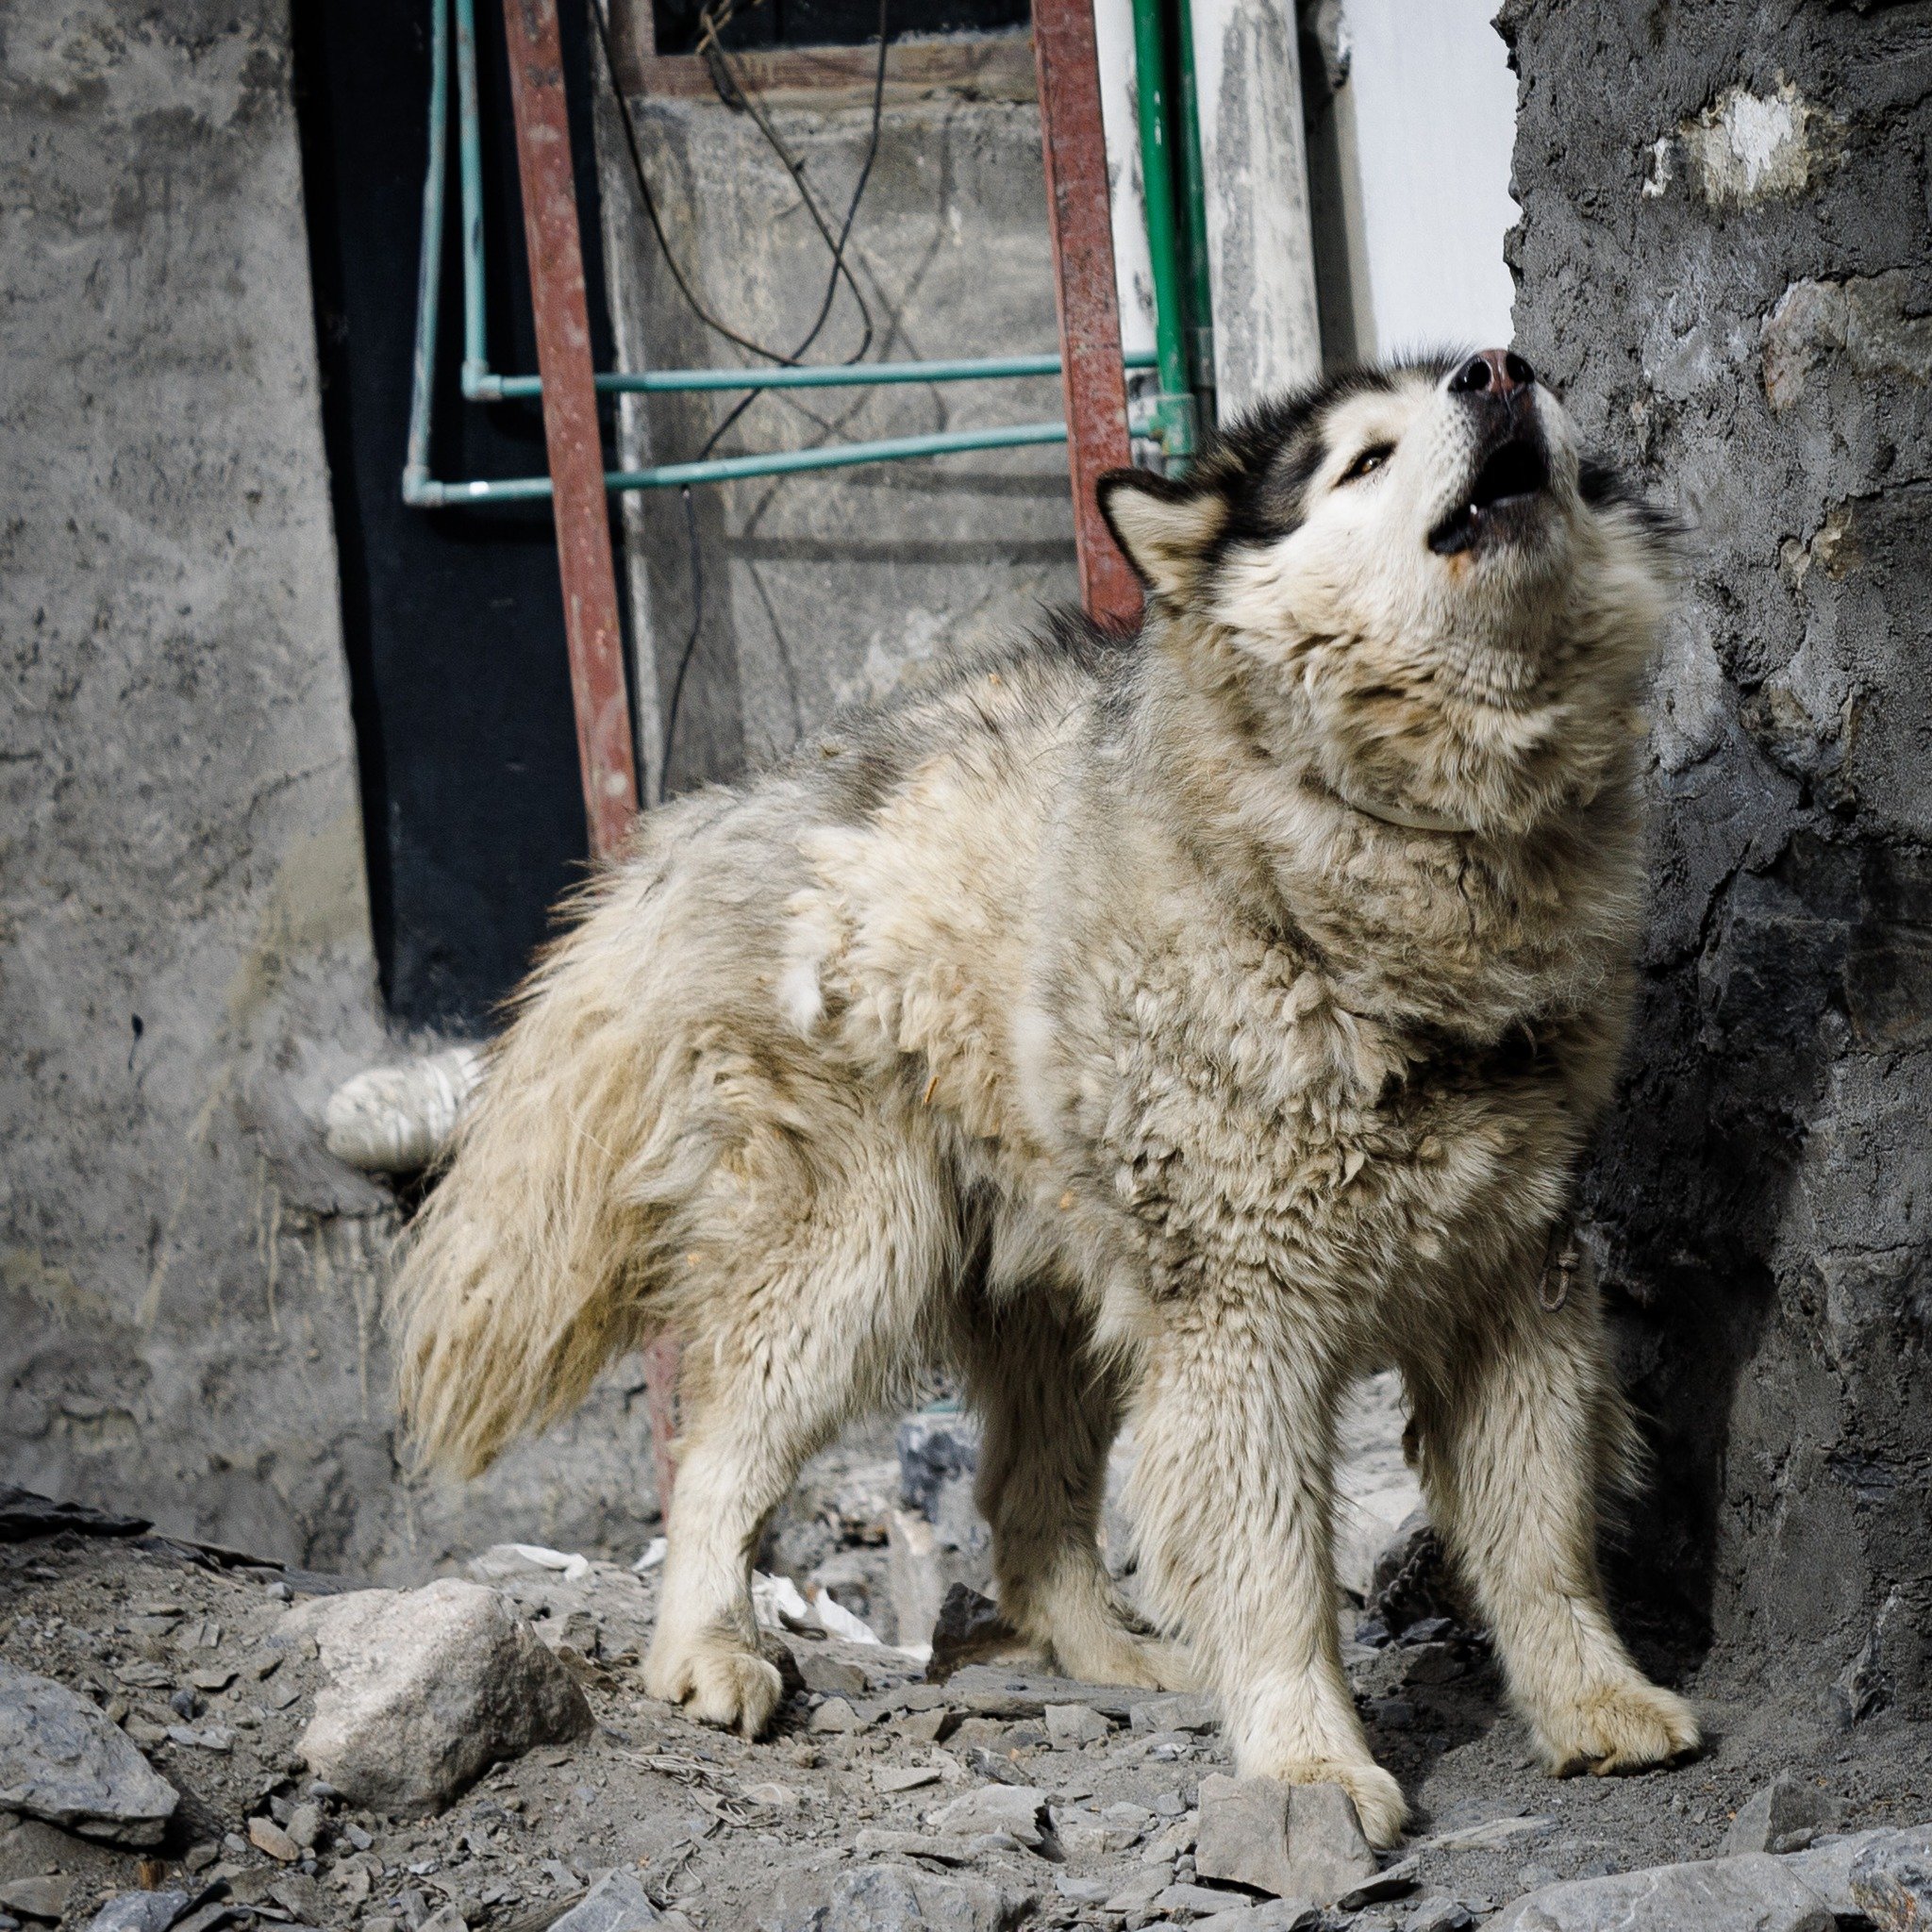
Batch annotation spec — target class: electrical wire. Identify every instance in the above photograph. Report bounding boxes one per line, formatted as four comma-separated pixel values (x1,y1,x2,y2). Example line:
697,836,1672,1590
590,0,809,365
591,0,892,799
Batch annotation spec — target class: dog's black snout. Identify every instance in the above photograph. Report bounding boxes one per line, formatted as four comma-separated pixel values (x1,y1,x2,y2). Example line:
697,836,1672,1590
1449,349,1537,397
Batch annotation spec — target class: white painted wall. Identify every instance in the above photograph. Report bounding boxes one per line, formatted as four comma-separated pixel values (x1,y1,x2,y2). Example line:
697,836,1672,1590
1339,0,1520,358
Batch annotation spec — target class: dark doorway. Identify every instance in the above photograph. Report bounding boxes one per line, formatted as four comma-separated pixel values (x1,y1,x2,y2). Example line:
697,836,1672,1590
293,0,620,1033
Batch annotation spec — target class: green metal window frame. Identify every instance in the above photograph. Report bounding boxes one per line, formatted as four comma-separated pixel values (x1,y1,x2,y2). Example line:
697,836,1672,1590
404,0,1207,508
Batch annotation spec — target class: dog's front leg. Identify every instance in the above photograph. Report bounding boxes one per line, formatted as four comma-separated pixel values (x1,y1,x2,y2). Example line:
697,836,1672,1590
1408,1285,1700,1778
1128,1291,1407,1847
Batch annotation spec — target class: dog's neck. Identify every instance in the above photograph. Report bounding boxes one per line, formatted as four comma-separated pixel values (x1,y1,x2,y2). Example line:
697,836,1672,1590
1128,616,1649,1041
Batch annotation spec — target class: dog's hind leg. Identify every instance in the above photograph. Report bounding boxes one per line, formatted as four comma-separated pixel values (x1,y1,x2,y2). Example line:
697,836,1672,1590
962,1285,1193,1691
1127,1290,1408,1846
644,1139,946,1738
1405,1280,1700,1780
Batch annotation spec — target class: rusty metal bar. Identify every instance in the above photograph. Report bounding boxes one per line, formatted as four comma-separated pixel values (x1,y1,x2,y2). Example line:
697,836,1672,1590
1031,0,1142,627
501,0,681,1505
502,0,638,858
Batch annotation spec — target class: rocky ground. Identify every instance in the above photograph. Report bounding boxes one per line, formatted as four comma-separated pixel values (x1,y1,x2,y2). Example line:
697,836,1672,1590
1,1401,1929,1932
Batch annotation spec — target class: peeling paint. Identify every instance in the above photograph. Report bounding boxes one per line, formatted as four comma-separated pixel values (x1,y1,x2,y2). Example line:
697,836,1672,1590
1679,80,1839,207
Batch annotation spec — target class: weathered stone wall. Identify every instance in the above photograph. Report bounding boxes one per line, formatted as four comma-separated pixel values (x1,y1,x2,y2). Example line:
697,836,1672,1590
0,0,658,1577
1503,0,1932,1715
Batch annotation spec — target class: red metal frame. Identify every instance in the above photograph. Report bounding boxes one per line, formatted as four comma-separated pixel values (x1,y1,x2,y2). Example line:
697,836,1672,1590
503,0,681,1507
501,0,1140,1512
1032,0,1142,628
503,0,639,858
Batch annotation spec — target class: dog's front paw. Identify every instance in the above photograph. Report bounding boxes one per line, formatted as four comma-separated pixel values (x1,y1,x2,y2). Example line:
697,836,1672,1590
1535,1677,1700,1777
1249,1755,1409,1849
1054,1625,1198,1693
644,1630,784,1740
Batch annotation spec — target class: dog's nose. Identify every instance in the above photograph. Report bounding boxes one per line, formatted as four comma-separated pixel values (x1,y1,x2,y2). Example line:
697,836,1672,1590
1449,349,1537,397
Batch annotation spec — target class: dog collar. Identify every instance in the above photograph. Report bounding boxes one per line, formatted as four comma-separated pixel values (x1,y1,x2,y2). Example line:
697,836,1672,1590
1326,780,1477,836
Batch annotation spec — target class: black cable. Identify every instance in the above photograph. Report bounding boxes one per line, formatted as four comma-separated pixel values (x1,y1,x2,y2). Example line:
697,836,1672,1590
589,0,800,364
649,0,891,798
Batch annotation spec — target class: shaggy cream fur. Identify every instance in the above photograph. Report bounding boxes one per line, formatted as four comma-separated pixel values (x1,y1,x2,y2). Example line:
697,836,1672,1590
393,358,1698,1844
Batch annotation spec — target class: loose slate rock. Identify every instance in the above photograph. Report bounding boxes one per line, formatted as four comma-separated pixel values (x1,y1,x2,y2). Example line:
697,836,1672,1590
1194,1776,1376,1906
1191,1904,1327,1932
0,1662,179,1845
1420,1813,1555,1855
935,1667,1143,1724
1724,1774,1842,1856
549,1870,660,1932
0,1489,150,1543
1043,1703,1110,1748
1851,1825,1932,1931
1337,1855,1421,1908
283,1578,592,1815
82,1892,192,1932
818,1863,1027,1932
247,1816,299,1863
927,1785,1048,1851
1486,1852,1835,1931
0,1877,73,1922
1129,1693,1218,1735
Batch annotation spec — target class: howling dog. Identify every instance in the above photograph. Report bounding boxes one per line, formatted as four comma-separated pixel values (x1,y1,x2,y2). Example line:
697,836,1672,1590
395,352,1698,1843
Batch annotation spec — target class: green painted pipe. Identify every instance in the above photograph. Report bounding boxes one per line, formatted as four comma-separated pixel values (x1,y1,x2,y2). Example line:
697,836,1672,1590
404,420,1074,508
1174,0,1216,406
408,0,1152,506
1130,0,1196,466
402,0,449,502
474,348,1158,400
454,0,488,391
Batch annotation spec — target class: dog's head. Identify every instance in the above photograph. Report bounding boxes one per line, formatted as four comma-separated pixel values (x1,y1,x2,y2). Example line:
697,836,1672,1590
1097,355,1674,834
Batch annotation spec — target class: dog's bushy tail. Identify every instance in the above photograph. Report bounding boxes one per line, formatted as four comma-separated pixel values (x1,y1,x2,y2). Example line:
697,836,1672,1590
391,830,736,1477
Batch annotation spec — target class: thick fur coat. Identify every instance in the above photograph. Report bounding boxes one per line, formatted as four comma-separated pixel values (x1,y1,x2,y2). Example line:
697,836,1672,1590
393,353,1698,1842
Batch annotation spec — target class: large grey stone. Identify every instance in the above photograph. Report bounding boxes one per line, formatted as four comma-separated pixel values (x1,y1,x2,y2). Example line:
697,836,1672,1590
285,1579,592,1814
0,1663,178,1845
816,1864,1027,1932
1723,1774,1842,1856
1193,1775,1376,1906
0,1876,74,1921
549,1871,659,1932
935,1667,1145,1723
1042,1703,1110,1747
81,1893,192,1932
1190,1903,1326,1932
1850,1826,1932,1931
925,1785,1048,1851
1782,1829,1896,1913
1129,1693,1219,1735
1486,1852,1835,1931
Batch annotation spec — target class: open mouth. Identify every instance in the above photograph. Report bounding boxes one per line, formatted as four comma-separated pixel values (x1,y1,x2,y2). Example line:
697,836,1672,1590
1427,433,1553,556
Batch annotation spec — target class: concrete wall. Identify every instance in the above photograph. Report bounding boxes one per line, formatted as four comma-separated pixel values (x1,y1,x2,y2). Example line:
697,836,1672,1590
1503,0,1932,1717
0,0,659,1577
595,74,1080,795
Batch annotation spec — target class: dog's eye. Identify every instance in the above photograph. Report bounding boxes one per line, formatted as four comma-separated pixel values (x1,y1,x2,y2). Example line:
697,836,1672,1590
1339,443,1394,485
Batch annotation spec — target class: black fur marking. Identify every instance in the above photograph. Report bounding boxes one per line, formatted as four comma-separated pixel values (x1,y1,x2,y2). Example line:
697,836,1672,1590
1578,456,1683,545
1098,358,1465,582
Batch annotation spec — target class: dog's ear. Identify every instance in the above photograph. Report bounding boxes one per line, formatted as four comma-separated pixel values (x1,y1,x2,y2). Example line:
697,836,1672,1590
1097,468,1226,602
